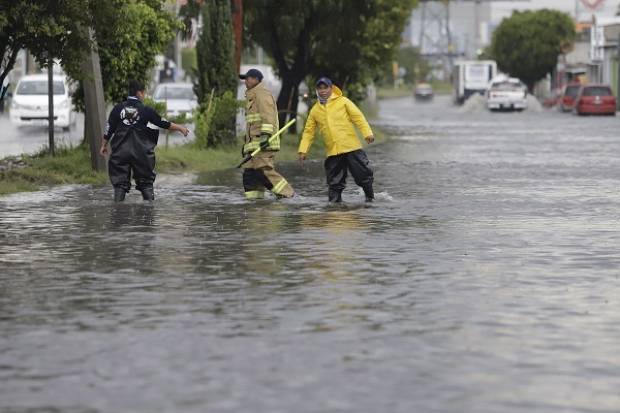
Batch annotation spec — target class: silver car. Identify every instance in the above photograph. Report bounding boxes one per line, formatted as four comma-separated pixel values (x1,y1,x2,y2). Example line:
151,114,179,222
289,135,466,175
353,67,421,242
152,83,198,118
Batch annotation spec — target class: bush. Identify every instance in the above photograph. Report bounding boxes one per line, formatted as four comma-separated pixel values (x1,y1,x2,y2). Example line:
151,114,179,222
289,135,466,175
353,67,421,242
194,90,241,148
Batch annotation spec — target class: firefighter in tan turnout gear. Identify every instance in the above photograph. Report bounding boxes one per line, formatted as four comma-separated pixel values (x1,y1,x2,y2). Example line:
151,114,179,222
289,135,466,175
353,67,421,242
240,68,294,199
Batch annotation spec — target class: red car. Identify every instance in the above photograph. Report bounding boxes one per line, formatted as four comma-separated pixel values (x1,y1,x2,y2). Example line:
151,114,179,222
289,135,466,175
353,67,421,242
575,85,616,116
559,83,581,112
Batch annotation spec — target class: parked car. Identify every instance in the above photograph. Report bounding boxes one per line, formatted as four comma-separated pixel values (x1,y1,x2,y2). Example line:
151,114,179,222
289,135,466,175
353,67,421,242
486,76,527,111
413,83,434,101
9,74,75,130
559,83,581,112
574,84,616,116
152,82,198,118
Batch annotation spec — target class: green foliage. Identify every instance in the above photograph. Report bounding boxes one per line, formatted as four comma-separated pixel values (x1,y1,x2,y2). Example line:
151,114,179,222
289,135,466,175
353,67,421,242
245,0,417,103
181,48,197,80
490,9,575,90
0,0,91,93
70,0,178,109
1,1,178,108
143,96,167,117
194,0,237,103
381,46,431,85
194,91,242,148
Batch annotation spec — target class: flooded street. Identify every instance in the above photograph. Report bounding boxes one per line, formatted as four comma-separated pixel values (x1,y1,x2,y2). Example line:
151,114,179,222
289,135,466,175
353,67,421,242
0,113,85,158
1,95,619,412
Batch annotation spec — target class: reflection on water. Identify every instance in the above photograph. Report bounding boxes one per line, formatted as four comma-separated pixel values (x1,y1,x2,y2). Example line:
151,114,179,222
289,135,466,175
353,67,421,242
1,96,620,413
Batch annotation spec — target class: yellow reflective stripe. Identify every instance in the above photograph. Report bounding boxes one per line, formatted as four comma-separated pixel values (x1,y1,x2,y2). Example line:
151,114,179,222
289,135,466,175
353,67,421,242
243,141,260,153
246,114,262,123
245,190,265,199
272,179,289,195
260,123,274,133
268,136,280,150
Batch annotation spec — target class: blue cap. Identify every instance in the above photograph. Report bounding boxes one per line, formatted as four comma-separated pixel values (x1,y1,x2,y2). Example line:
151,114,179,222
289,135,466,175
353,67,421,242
316,77,333,87
239,68,263,81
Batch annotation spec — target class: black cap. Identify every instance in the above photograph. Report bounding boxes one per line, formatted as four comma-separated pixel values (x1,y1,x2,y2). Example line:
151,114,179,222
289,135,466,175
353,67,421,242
239,68,263,81
316,77,333,87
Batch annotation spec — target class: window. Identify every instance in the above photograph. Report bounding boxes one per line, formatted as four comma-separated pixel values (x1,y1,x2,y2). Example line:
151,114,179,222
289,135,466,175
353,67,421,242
16,80,65,95
154,86,195,100
582,87,612,97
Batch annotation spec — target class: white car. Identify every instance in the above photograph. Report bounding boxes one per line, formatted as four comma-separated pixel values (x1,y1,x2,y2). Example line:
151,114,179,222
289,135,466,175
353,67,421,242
152,82,198,118
486,76,527,112
10,74,75,129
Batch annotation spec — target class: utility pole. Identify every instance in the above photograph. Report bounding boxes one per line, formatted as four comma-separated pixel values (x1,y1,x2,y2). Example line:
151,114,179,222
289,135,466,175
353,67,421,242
47,53,55,156
575,0,579,21
81,29,107,172
616,32,620,109
474,0,481,56
232,0,243,73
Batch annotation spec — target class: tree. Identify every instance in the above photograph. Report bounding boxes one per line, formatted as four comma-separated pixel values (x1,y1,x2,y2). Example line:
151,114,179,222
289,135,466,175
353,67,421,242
490,9,575,91
0,0,91,102
194,0,237,102
381,46,430,86
245,0,416,124
0,1,177,107
70,0,177,109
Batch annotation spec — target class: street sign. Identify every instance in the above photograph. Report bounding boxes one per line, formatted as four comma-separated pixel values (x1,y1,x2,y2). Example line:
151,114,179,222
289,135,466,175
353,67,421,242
580,0,605,10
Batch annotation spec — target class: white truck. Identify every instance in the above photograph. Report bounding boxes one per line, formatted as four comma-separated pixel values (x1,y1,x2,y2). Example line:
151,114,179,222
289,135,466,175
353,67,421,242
486,75,528,112
452,60,497,104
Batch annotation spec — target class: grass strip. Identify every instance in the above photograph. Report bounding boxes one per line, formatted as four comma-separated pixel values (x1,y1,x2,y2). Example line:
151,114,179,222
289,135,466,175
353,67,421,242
0,128,386,196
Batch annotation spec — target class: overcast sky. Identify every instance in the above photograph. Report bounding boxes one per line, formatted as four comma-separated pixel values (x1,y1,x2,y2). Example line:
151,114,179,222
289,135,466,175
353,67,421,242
492,0,619,20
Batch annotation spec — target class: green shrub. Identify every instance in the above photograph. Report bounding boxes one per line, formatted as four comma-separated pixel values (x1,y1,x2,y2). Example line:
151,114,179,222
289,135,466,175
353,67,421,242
194,90,242,148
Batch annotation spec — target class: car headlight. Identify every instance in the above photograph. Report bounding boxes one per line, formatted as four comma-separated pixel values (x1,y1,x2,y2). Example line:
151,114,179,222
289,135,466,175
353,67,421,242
56,100,69,109
11,101,24,110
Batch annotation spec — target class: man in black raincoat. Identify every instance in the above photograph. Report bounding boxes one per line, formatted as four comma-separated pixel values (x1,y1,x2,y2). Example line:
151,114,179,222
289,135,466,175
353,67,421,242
100,80,189,202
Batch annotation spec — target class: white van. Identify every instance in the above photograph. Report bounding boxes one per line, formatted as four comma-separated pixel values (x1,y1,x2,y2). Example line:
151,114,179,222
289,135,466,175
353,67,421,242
9,74,75,130
453,60,498,104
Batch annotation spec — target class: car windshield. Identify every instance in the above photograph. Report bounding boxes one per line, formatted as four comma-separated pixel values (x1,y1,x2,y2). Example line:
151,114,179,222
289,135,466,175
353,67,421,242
582,87,612,97
16,80,65,95
154,86,195,100
565,86,580,97
490,81,523,91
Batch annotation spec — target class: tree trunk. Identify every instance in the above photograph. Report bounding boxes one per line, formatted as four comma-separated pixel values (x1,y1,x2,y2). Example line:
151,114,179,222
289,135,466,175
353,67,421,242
269,11,313,134
276,75,302,133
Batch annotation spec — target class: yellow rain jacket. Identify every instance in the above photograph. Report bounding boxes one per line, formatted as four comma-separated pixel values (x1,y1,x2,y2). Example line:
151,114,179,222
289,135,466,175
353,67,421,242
243,82,280,154
298,85,373,157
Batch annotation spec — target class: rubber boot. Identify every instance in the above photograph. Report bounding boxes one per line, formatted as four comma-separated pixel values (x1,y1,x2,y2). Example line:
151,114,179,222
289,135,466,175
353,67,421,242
140,188,155,201
114,187,126,202
363,185,374,203
328,189,342,203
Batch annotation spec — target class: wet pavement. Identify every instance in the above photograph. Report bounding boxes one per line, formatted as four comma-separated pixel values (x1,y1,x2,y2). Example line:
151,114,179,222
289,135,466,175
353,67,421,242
0,112,85,157
1,95,619,413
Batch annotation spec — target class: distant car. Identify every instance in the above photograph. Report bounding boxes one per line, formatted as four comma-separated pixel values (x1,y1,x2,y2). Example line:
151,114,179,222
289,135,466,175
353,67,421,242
414,83,434,101
152,82,198,118
559,83,581,112
574,84,616,116
486,76,527,111
9,74,75,130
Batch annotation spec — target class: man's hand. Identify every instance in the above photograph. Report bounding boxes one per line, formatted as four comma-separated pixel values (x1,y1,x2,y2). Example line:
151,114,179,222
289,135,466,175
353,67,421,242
171,123,190,137
298,152,306,167
178,126,190,137
100,140,109,157
365,135,375,144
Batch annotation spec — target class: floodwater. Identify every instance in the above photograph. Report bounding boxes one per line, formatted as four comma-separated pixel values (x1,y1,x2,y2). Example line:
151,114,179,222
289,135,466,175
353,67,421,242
0,113,84,158
1,95,619,413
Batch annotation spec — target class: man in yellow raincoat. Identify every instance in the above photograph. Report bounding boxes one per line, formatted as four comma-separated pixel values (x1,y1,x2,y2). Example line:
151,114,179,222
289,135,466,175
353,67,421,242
240,68,294,199
298,77,375,203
